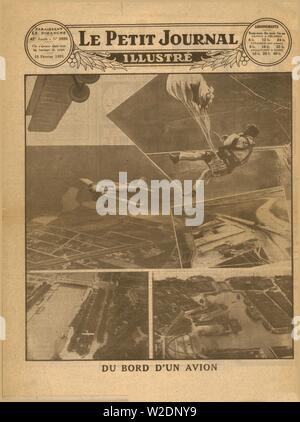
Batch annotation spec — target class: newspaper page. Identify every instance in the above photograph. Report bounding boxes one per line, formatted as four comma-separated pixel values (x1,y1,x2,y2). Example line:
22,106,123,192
0,0,299,402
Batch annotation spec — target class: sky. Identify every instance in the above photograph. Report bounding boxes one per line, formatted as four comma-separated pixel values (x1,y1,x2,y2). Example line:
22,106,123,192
26,74,155,146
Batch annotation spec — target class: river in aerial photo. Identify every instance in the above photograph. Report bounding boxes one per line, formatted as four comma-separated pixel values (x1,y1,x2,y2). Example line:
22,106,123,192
27,284,87,360
191,291,291,351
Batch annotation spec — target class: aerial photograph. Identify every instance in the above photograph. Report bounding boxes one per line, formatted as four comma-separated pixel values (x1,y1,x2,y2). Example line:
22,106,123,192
26,146,181,270
109,73,291,197
153,267,293,359
27,271,149,360
175,185,291,268
26,73,291,271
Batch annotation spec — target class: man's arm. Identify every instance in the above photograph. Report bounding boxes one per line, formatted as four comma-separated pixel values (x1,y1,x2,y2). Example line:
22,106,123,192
222,133,240,146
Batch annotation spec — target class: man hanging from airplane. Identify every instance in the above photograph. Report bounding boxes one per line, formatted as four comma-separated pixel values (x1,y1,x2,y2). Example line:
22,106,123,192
166,75,259,185
169,124,259,184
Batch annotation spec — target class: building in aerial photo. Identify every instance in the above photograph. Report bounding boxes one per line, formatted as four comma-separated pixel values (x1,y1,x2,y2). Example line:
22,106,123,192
175,186,291,269
27,271,149,360
153,267,293,359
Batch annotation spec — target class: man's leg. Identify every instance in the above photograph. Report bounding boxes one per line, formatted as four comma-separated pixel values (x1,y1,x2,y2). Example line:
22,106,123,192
169,150,211,164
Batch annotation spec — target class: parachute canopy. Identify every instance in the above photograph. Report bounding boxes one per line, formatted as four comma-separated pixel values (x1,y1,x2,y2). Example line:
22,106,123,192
166,74,215,151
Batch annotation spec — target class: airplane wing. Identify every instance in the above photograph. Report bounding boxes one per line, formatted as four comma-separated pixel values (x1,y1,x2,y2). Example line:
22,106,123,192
80,178,152,194
26,75,100,132
80,178,95,190
80,178,153,207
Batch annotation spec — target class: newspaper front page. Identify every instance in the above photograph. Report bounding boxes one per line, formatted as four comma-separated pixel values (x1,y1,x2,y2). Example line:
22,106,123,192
0,0,299,401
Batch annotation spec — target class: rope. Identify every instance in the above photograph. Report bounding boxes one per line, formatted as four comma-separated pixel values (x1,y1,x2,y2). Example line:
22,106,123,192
180,100,217,154
275,119,291,141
